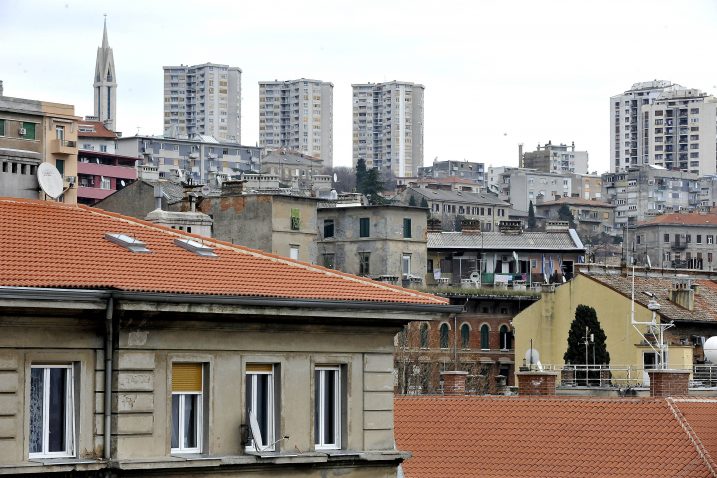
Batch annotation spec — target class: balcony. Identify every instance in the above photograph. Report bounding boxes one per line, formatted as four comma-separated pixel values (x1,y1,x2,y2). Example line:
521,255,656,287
51,139,77,155
77,161,137,180
671,241,687,251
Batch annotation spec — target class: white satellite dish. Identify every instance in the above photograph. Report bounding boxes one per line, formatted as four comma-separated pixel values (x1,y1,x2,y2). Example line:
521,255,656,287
37,162,64,199
333,172,338,182
705,337,717,363
120,179,126,187
201,185,211,196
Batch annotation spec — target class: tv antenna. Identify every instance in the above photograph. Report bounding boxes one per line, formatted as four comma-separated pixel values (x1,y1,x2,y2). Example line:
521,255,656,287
629,263,673,370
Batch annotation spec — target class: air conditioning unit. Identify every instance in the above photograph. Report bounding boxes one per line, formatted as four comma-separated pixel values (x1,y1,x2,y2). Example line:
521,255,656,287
18,128,27,135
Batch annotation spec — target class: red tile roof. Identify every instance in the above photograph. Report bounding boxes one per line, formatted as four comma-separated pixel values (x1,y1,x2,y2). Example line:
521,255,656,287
395,396,717,478
77,120,117,139
0,198,447,305
639,212,717,226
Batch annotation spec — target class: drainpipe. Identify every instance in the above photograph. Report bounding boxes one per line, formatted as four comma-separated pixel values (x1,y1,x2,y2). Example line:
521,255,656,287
104,295,114,461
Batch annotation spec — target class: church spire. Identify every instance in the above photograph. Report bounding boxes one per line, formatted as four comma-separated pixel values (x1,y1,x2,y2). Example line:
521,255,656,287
93,16,117,131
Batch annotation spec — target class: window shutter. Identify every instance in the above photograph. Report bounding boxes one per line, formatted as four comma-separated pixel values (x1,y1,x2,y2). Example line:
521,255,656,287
246,364,273,373
172,363,202,392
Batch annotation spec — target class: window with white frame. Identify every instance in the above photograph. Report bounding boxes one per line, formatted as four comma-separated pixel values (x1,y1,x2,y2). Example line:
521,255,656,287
246,364,275,451
29,365,75,458
314,366,341,449
171,363,203,453
402,254,411,277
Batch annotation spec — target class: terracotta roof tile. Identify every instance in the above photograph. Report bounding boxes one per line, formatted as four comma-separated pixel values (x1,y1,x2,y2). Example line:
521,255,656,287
77,120,117,139
0,198,447,305
639,212,717,226
395,396,717,478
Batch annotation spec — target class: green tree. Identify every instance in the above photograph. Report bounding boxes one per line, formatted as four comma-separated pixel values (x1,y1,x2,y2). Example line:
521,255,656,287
420,197,429,208
564,305,610,385
355,158,368,193
557,204,576,228
408,195,417,206
527,200,537,230
363,168,385,205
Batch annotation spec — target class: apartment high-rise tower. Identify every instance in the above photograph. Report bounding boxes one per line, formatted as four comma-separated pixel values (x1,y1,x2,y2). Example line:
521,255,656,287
163,63,241,142
93,18,117,131
259,79,333,167
352,81,424,178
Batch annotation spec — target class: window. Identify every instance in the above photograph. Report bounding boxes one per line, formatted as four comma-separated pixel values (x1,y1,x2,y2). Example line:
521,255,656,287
419,323,429,348
100,176,111,189
323,219,334,238
402,254,411,277
314,366,341,449
246,364,275,451
403,218,412,238
664,234,670,243
0,119,5,136
480,324,490,350
359,217,370,237
29,365,74,457
22,122,36,140
55,159,65,177
697,235,702,244
500,325,512,350
460,324,470,349
359,252,370,275
100,144,108,153
55,125,65,140
708,235,714,245
289,245,299,260
322,253,335,269
439,323,450,349
290,208,300,230
171,363,203,453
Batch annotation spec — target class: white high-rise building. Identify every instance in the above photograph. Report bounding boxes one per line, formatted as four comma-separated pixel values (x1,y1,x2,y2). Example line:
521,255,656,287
610,80,676,173
643,87,717,177
352,81,424,178
163,63,241,142
258,79,333,167
93,18,117,131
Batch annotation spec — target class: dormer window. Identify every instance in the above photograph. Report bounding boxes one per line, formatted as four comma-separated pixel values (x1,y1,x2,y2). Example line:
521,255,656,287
174,238,217,257
104,233,150,253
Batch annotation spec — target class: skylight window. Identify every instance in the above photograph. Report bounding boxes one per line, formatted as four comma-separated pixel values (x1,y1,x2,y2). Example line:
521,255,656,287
105,233,151,253
174,238,217,257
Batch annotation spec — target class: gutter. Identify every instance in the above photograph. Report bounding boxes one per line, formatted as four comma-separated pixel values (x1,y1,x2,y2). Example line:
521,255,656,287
0,287,462,314
104,295,114,461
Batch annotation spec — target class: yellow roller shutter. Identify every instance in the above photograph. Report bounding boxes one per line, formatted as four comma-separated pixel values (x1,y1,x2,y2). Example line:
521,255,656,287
172,363,203,392
246,363,273,373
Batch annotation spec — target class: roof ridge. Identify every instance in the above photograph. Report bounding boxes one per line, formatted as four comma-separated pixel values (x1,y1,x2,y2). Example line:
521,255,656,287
79,204,448,305
667,397,717,477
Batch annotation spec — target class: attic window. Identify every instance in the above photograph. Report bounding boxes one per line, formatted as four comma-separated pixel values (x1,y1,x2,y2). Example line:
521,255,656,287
105,233,151,253
174,238,217,257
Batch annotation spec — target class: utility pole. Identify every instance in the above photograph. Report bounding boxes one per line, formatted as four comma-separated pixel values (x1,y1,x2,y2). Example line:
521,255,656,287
583,326,590,385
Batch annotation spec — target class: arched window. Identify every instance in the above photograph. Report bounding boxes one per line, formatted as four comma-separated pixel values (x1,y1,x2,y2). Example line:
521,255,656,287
461,324,470,349
480,324,490,350
420,323,429,349
500,325,512,350
439,323,450,349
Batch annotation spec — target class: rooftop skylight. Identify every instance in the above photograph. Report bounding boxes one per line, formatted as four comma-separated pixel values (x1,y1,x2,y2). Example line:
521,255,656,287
174,238,217,257
104,233,151,253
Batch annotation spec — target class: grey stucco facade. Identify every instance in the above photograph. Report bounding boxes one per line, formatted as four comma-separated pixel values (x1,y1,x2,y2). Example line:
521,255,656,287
317,205,428,286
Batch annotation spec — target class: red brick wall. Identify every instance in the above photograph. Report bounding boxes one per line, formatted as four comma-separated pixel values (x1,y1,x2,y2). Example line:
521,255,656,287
516,372,558,396
647,370,690,397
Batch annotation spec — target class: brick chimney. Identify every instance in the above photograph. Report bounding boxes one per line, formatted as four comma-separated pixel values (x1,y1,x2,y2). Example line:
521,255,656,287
647,370,690,397
441,371,468,396
220,180,245,196
427,218,442,233
516,371,558,396
461,219,481,234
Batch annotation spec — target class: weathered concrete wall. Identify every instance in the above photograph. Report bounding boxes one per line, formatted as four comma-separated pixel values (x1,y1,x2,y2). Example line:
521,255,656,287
199,194,274,250
96,180,161,220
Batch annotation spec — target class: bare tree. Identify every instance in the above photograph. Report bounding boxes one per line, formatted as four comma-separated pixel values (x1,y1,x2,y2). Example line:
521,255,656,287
329,167,356,193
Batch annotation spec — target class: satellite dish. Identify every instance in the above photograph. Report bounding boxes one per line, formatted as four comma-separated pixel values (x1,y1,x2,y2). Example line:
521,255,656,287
201,185,211,196
333,173,338,182
120,180,126,187
524,348,543,371
705,337,717,363
37,162,64,199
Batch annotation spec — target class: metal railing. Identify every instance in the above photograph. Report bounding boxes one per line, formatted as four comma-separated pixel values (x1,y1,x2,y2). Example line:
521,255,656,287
534,363,717,388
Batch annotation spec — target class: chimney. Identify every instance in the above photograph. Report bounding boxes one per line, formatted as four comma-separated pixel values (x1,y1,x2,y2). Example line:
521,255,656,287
153,185,163,210
516,371,559,396
427,218,442,233
670,280,695,311
518,143,524,167
647,369,690,397
461,219,482,234
0,80,4,96
441,371,468,396
220,180,245,196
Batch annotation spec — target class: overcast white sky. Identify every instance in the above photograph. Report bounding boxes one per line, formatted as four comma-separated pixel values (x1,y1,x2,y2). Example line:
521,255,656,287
2,0,716,173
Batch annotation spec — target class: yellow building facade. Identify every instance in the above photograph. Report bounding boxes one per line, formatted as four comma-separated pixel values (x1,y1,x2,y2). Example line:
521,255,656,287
513,274,692,385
